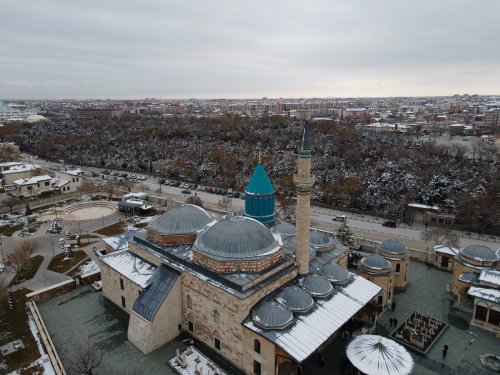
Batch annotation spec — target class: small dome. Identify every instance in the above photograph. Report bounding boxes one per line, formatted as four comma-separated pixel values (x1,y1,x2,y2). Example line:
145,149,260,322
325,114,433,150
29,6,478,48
460,245,498,263
275,286,315,313
252,301,294,330
309,230,332,247
149,204,215,235
378,240,407,255
282,236,315,259
195,215,280,259
300,274,334,298
273,223,296,238
360,255,391,271
320,264,352,285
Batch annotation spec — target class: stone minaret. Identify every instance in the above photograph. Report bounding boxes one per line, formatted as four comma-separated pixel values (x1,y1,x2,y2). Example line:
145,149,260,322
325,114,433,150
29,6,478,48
293,110,315,275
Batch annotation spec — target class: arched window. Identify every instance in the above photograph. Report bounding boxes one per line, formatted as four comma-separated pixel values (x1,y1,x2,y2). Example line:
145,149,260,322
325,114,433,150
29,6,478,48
187,295,192,309
396,264,401,273
254,339,261,354
214,310,220,324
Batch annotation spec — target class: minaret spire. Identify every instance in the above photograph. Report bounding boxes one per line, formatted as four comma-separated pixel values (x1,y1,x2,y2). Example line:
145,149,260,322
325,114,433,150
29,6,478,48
293,109,315,275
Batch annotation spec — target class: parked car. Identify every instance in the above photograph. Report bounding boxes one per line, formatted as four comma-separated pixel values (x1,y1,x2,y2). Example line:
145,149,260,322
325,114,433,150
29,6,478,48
332,215,346,222
181,189,191,194
382,220,397,228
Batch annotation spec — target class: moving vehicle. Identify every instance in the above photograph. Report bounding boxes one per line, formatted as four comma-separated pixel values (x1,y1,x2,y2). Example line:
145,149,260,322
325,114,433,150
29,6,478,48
332,215,346,222
383,220,397,228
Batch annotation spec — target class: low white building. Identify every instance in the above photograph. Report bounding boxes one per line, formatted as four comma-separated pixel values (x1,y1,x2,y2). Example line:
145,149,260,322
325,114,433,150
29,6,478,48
2,163,42,185
13,175,53,198
54,169,84,193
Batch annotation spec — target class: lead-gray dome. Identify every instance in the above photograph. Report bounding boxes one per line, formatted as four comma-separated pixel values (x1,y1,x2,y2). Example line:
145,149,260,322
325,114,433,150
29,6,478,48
273,223,296,238
195,215,280,259
300,274,334,298
309,230,332,247
149,204,215,235
460,245,498,263
378,240,407,254
282,236,316,259
275,286,314,313
360,255,391,270
320,264,352,285
252,301,294,330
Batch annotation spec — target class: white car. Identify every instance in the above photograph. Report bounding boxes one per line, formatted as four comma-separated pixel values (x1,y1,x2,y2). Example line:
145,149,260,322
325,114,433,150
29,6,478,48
332,215,347,222
92,281,102,291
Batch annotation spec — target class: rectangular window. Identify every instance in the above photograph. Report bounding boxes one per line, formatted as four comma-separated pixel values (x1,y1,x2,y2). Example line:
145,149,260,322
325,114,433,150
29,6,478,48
214,337,221,350
120,278,124,290
253,360,261,375
188,321,194,332
45,181,50,186
121,296,126,308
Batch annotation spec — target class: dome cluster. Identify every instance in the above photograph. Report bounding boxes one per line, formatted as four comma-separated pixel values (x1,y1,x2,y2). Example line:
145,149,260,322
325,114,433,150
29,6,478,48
251,265,353,330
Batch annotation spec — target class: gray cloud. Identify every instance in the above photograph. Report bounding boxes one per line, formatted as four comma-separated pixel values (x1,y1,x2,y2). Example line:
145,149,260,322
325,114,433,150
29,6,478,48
1,0,499,99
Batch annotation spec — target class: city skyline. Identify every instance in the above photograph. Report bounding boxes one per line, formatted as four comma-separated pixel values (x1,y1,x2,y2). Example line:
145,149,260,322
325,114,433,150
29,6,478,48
1,0,500,99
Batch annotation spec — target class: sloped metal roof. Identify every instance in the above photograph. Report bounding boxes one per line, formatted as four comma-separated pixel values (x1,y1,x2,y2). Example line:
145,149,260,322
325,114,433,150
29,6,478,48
275,286,314,313
245,163,275,195
347,335,414,375
132,265,180,322
148,204,216,235
320,264,352,285
99,250,156,288
479,269,500,286
459,272,479,284
468,286,500,303
378,240,407,255
300,274,334,298
194,215,280,260
252,301,294,330
460,244,498,263
244,275,381,363
360,255,391,271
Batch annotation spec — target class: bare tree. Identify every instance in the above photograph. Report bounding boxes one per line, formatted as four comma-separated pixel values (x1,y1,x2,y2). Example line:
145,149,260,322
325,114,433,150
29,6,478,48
69,339,105,375
1,196,20,214
421,227,460,248
4,240,38,273
218,196,232,211
103,181,119,200
186,195,204,208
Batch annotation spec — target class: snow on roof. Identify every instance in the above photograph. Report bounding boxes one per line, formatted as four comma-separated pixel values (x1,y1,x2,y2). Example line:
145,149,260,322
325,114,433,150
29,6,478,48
99,250,155,288
479,269,500,287
14,175,52,185
60,168,82,176
51,177,69,188
3,163,41,174
433,245,458,256
468,287,500,304
102,236,129,251
243,274,381,363
0,161,23,168
459,272,479,284
408,203,439,210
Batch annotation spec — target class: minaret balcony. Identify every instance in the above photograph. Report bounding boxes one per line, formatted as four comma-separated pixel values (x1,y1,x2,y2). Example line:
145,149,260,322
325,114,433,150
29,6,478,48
293,174,315,190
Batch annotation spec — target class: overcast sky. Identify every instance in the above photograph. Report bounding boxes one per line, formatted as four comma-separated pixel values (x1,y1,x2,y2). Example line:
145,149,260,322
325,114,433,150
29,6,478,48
1,0,499,99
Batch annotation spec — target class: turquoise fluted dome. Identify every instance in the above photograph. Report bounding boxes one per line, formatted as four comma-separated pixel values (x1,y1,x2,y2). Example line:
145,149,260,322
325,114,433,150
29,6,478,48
244,163,275,225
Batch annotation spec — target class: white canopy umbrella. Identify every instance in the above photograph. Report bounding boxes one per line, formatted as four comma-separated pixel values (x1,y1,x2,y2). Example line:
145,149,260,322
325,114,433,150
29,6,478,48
346,335,414,375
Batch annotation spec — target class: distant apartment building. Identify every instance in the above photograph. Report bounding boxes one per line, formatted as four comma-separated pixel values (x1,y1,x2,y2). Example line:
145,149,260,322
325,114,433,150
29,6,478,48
72,108,124,119
0,102,39,121
340,108,368,120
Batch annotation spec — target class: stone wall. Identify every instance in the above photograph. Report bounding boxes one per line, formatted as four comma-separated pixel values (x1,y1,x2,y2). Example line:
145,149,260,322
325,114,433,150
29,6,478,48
192,250,284,274
182,268,296,374
80,270,101,285
26,279,76,303
357,269,393,310
128,276,182,354
100,262,144,315
147,230,196,245
242,328,277,375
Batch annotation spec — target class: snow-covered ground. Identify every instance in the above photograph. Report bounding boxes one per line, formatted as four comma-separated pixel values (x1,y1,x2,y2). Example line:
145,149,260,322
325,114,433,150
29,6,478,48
79,260,100,275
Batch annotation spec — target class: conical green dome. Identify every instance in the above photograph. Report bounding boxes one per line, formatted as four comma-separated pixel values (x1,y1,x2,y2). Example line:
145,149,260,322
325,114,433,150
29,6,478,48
245,163,275,225
246,163,275,195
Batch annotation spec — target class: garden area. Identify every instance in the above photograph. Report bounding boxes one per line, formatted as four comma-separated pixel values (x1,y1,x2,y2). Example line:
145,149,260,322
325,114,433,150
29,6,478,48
95,221,126,236
47,250,89,274
9,256,44,286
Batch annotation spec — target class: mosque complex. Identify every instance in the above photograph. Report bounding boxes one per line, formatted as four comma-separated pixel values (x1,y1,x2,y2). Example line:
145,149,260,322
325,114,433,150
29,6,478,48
97,112,411,374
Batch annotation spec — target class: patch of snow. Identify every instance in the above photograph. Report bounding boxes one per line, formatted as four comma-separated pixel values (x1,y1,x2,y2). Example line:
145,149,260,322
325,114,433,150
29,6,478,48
168,347,227,375
80,260,100,275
